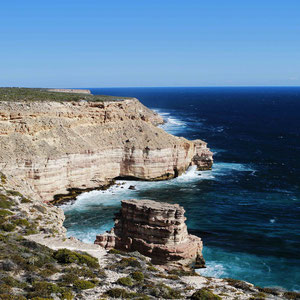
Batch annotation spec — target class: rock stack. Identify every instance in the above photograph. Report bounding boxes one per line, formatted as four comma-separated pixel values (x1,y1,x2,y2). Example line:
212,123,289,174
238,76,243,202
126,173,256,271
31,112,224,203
95,199,205,268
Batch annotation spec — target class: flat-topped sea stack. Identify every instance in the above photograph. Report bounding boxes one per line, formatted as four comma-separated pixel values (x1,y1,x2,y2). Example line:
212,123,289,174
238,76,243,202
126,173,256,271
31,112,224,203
0,88,213,202
95,199,205,268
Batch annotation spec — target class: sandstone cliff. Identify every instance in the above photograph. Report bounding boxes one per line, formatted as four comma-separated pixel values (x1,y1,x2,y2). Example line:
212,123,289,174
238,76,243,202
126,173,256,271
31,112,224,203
0,97,212,202
95,199,205,268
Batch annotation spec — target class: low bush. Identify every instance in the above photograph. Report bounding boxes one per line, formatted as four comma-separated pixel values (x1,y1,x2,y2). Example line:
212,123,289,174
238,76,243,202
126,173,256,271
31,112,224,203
283,291,300,299
131,271,144,282
73,279,95,290
13,219,30,227
0,197,12,209
6,190,22,197
0,173,6,184
0,223,16,232
0,295,26,300
53,249,99,268
21,197,32,204
168,269,198,277
224,278,254,291
117,276,133,287
29,281,62,298
191,288,222,300
109,248,126,255
0,209,13,217
60,273,79,284
109,257,142,270
105,288,131,298
147,265,159,272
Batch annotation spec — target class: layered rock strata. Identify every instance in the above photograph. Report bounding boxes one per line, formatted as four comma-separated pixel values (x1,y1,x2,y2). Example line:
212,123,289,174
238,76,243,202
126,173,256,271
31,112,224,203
0,97,213,202
95,199,205,267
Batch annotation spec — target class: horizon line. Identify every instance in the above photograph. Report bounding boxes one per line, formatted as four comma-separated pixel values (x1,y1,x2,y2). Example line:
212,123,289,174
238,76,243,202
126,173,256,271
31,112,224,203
2,85,300,89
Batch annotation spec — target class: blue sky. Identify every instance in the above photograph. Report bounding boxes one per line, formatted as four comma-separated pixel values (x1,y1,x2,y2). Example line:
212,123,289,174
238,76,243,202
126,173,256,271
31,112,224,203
1,0,300,87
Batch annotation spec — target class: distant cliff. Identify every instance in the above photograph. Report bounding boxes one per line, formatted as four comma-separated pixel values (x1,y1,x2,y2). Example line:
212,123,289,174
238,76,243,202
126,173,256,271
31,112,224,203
47,88,91,94
0,91,212,202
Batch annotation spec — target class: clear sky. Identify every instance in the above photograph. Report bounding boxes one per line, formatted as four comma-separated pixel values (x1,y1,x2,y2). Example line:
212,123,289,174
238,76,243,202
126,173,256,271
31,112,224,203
1,0,300,87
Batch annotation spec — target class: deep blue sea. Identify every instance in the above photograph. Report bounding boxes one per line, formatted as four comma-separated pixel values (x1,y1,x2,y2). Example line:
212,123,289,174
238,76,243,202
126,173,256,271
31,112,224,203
63,87,300,291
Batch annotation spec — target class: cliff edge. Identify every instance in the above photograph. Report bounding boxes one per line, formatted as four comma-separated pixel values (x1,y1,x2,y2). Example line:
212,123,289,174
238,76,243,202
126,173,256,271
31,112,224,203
0,92,212,202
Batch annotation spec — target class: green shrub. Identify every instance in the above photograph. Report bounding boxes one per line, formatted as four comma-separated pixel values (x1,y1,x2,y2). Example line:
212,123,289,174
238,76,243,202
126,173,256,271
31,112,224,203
109,257,142,270
131,271,144,282
2,276,26,288
109,248,125,255
0,234,8,242
0,209,13,217
65,266,97,278
60,290,74,300
283,291,300,299
0,285,11,294
6,190,22,197
73,279,95,290
147,265,159,272
0,173,6,184
168,269,198,276
157,273,180,280
256,286,280,295
159,283,182,299
21,197,32,204
0,197,12,209
13,218,30,227
39,267,59,278
0,223,16,232
191,288,222,300
30,281,61,298
53,249,99,268
249,292,266,300
60,273,79,284
0,295,26,300
105,288,130,298
117,277,133,287
224,278,253,291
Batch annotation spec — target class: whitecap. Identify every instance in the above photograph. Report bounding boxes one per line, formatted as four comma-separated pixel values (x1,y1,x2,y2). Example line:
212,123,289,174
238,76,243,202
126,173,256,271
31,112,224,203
197,262,227,278
152,108,187,135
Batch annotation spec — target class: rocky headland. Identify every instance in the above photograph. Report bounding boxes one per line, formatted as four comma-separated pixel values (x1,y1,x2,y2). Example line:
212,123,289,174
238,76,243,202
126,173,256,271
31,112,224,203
0,88,297,299
0,90,212,203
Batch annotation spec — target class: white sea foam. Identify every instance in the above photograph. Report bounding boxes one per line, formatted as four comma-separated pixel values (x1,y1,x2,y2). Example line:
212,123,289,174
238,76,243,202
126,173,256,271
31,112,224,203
197,262,227,278
153,108,187,135
62,162,254,213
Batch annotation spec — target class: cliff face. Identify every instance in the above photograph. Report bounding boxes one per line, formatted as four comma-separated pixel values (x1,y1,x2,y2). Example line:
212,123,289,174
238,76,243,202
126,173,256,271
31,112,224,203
95,199,205,267
0,98,212,202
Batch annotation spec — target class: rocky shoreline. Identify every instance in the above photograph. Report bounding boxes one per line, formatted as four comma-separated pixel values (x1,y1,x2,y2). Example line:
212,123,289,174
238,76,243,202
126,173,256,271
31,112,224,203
0,93,212,202
0,181,297,299
0,88,299,299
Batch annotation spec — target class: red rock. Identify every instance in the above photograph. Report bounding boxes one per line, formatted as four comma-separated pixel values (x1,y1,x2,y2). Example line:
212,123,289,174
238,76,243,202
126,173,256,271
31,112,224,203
95,199,205,267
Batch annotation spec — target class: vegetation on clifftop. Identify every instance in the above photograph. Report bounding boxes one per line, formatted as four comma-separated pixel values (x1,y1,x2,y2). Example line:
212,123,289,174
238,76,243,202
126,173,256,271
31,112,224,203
0,178,299,299
0,87,131,102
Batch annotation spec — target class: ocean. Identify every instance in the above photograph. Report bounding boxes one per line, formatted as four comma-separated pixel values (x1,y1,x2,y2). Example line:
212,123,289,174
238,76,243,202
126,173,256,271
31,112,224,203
62,87,300,291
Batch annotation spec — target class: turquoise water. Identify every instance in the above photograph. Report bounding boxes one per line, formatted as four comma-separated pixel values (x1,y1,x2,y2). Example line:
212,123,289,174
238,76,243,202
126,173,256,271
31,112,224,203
63,87,300,291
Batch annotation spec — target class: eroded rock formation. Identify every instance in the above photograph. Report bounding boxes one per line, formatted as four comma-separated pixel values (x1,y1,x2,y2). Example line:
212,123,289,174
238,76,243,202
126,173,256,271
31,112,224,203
0,97,212,202
95,199,205,268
